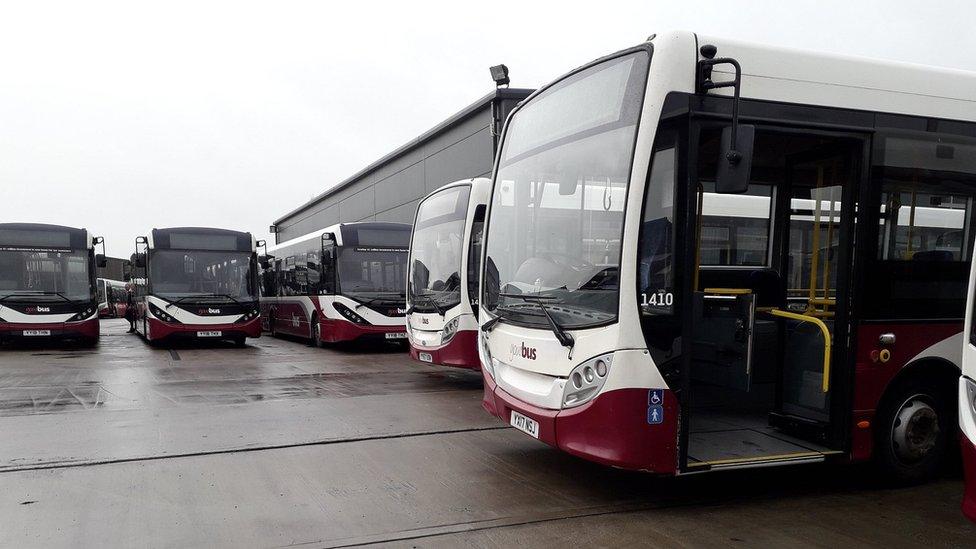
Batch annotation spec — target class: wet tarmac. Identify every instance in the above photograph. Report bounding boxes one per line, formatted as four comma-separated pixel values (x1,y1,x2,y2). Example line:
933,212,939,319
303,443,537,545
0,320,972,547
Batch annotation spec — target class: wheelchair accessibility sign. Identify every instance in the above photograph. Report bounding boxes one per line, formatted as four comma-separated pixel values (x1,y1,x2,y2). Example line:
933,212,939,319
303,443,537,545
647,389,664,425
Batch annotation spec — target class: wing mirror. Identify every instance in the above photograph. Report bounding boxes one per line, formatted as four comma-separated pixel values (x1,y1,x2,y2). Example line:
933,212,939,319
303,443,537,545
715,124,755,194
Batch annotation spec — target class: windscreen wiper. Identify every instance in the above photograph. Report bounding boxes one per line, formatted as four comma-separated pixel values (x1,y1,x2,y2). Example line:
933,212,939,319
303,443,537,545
499,292,575,358
165,293,242,309
410,293,445,317
0,290,72,303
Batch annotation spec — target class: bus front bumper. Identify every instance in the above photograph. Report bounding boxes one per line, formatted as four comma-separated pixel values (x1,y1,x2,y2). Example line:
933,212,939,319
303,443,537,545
962,433,976,522
409,330,480,370
146,317,262,341
0,318,99,340
320,318,406,343
482,373,679,473
960,377,976,522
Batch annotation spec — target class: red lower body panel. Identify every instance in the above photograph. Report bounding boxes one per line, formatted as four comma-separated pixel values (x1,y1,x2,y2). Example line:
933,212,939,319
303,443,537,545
409,330,480,370
484,379,679,473
319,318,405,343
145,317,261,342
962,434,976,522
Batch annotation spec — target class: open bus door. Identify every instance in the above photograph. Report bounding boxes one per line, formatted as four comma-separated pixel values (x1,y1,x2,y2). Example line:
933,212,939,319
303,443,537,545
677,123,865,473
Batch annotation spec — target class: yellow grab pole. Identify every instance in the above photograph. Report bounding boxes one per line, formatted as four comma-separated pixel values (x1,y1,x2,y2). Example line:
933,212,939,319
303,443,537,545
766,308,832,393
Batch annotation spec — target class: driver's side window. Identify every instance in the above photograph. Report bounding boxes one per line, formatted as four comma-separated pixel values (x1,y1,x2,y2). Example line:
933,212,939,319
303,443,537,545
637,135,677,315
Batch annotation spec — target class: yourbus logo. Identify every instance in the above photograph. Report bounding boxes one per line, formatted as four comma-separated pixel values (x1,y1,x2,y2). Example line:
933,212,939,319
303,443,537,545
198,308,221,315
27,306,51,314
510,342,537,360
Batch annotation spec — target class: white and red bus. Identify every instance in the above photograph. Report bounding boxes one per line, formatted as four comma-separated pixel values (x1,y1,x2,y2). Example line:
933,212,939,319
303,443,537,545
406,178,489,369
129,227,262,346
0,223,106,346
260,222,410,345
97,278,128,318
478,31,976,482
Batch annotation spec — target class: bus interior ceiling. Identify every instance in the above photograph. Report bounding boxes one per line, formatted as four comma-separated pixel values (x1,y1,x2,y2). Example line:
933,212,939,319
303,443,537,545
686,129,855,467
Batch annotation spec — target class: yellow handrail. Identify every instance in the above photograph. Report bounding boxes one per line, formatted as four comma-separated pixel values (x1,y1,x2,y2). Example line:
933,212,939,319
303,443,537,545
765,309,832,393
703,287,752,295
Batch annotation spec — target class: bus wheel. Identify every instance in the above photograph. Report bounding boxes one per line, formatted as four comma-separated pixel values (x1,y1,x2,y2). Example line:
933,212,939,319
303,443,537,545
232,336,247,348
875,380,953,485
310,315,323,348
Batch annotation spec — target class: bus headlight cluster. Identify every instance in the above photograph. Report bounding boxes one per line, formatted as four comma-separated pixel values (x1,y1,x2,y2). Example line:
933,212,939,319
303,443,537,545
966,377,976,416
67,305,97,322
237,309,260,323
149,303,181,324
478,332,494,379
562,353,613,408
334,302,370,325
441,317,460,345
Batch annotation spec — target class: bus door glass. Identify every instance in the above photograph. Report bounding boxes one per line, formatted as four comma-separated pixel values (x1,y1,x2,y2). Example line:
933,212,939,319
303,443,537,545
780,148,854,422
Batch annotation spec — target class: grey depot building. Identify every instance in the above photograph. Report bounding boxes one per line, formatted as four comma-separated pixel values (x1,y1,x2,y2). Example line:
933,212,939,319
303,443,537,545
270,87,534,244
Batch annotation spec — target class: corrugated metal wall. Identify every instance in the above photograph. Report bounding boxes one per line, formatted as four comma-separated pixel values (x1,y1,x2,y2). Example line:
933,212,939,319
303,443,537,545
273,91,530,244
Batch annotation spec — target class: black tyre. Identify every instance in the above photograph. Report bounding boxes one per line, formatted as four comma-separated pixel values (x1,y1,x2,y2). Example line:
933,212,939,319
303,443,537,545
874,378,955,485
268,311,277,337
232,336,247,348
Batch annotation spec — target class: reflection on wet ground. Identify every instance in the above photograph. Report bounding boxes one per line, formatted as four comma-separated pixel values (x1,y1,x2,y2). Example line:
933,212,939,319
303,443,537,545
0,320,481,416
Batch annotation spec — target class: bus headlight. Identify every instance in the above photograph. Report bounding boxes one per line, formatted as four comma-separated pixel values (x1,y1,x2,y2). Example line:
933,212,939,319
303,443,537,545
236,309,260,323
334,302,370,325
441,317,460,345
966,377,976,416
148,303,181,324
562,353,613,408
478,332,494,379
67,305,97,322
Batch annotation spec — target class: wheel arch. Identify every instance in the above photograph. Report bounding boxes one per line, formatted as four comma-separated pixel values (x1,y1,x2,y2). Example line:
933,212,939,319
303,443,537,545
879,356,960,407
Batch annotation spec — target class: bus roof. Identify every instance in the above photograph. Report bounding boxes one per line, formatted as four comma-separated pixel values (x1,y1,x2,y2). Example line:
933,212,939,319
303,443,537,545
0,222,92,250
679,31,976,122
148,227,255,252
268,222,411,253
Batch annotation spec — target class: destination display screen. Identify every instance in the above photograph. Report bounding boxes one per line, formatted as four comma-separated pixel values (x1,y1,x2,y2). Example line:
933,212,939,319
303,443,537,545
168,233,242,251
354,228,410,248
0,229,73,249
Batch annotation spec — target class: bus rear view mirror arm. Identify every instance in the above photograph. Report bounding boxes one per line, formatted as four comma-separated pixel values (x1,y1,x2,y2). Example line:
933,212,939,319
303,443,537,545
697,44,754,194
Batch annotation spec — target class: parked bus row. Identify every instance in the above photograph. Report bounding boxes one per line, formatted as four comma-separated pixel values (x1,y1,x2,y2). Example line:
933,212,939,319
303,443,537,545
7,32,976,515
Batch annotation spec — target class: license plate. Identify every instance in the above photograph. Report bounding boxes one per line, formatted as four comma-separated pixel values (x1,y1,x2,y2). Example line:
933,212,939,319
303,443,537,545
23,330,51,336
510,411,539,438
385,332,407,339
418,351,433,363
197,331,222,337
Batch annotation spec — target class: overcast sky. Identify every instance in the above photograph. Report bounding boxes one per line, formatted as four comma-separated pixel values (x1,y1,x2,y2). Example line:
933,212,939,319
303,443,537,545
1,0,974,257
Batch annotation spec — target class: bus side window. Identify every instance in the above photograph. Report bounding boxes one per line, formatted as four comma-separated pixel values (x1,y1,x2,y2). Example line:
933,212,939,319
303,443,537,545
274,259,284,297
867,131,976,319
467,205,486,311
321,245,336,295
637,144,676,315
